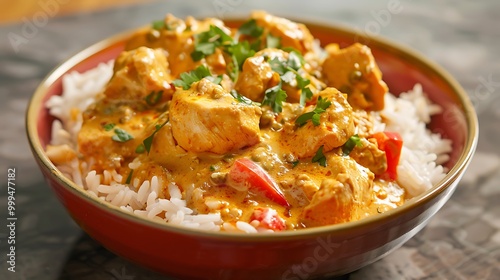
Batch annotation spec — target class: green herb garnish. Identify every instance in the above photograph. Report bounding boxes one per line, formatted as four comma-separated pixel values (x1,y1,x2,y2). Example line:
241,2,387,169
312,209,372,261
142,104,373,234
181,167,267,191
173,65,221,90
144,90,163,106
230,90,259,106
295,97,332,126
227,41,255,70
112,128,133,142
103,123,115,131
266,34,281,49
262,82,287,113
191,25,233,61
238,19,264,38
342,134,362,156
125,169,134,184
266,50,312,107
135,143,146,154
152,20,166,30
141,119,169,153
312,145,327,167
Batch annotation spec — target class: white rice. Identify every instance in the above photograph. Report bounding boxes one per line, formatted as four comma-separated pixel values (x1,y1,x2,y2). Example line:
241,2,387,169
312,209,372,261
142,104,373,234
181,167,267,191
46,60,451,232
379,84,452,196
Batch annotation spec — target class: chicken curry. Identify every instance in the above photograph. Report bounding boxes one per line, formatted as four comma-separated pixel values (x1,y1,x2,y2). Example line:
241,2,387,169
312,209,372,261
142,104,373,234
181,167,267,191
77,11,406,231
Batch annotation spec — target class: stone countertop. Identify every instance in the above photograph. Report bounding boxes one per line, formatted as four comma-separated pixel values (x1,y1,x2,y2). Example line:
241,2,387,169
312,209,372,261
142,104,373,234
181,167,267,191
1,0,499,279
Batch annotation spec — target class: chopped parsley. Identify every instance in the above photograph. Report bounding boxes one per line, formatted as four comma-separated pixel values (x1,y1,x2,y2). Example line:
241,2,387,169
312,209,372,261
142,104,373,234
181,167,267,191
112,128,134,143
173,65,222,90
103,123,115,131
342,134,362,156
238,19,263,38
230,89,259,106
125,169,134,184
266,34,281,49
144,90,163,106
140,119,169,153
295,96,332,126
151,20,166,31
266,50,313,107
312,145,327,167
262,81,287,113
191,25,233,61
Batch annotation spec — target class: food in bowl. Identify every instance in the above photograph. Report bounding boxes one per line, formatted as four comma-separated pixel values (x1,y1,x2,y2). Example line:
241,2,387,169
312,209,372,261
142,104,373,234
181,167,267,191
44,11,451,233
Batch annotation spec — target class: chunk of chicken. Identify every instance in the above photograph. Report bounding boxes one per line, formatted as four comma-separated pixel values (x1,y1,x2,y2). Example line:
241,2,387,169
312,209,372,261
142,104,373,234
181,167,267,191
125,14,230,77
251,11,315,54
301,156,374,226
233,50,281,102
169,78,262,154
142,113,186,170
78,105,150,170
322,43,388,111
349,137,387,175
234,48,324,103
280,87,355,159
104,47,174,104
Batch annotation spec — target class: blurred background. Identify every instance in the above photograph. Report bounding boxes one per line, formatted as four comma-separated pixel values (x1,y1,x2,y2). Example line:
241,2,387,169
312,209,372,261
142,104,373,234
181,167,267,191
1,0,499,279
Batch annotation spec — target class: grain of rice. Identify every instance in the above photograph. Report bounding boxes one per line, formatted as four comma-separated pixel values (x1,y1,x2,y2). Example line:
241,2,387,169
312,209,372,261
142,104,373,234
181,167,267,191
168,183,182,199
137,181,150,205
111,189,126,206
146,191,158,208
236,221,258,233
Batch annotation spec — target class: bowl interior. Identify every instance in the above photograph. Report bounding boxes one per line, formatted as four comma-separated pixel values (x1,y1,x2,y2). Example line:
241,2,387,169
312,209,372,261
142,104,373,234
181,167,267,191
29,19,477,238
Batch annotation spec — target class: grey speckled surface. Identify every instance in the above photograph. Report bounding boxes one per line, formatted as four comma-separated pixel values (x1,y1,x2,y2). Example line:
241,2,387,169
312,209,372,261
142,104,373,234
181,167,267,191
0,0,499,279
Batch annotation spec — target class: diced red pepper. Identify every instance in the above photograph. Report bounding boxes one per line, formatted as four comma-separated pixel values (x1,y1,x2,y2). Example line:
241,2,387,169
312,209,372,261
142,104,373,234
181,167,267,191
250,207,286,231
227,158,289,207
371,131,403,180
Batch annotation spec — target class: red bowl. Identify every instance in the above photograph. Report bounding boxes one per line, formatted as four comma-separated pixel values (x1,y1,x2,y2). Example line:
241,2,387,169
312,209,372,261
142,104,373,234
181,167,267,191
26,18,478,279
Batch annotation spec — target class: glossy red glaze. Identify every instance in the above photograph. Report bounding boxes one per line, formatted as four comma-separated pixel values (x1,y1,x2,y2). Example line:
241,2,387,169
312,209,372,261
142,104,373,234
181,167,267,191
27,20,478,279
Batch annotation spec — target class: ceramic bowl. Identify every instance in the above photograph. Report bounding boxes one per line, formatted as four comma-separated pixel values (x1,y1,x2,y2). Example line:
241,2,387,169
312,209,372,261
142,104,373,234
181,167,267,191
26,18,478,279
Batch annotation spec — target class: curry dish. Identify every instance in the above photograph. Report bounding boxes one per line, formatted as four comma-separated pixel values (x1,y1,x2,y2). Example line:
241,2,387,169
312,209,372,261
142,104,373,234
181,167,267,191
74,12,407,231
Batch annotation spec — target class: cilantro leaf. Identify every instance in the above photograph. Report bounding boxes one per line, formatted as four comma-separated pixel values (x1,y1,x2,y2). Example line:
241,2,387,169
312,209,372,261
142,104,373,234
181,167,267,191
342,134,362,156
238,19,264,38
191,42,216,61
230,90,259,106
262,82,287,113
312,145,327,167
227,41,255,70
268,57,287,75
125,169,134,184
299,86,313,107
141,119,169,153
173,65,220,90
287,51,303,71
144,90,163,106
295,97,331,126
103,123,115,131
152,20,165,30
266,34,281,48
191,25,233,61
295,73,310,89
112,128,134,142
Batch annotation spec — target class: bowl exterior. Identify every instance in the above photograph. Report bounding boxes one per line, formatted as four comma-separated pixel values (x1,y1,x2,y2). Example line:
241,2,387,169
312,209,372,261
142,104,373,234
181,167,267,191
27,19,477,280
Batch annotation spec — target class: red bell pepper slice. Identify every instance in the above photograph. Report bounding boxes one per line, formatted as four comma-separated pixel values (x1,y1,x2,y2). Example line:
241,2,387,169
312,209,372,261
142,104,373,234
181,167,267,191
371,131,403,180
250,207,286,231
227,158,289,207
